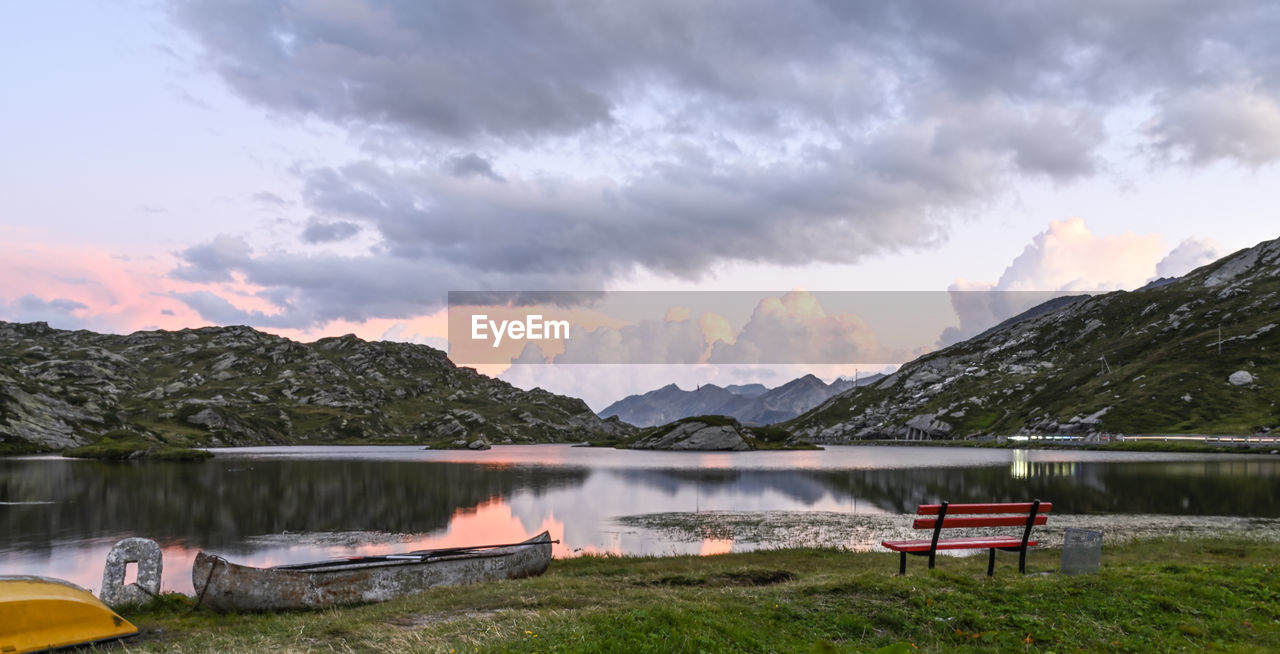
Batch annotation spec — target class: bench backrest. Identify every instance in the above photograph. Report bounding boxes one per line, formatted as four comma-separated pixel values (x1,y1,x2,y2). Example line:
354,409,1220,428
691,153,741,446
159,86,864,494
912,501,1052,530
914,500,1051,553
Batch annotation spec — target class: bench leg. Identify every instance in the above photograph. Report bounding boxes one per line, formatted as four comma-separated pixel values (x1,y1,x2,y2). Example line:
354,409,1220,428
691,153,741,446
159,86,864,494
1018,547,1027,574
987,548,996,577
899,551,906,576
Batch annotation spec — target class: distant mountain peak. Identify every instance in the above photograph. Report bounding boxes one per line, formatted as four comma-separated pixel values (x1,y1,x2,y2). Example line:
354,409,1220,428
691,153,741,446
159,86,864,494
600,374,851,427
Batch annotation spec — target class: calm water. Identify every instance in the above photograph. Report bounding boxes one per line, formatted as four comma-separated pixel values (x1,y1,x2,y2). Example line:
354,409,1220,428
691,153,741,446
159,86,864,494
2,445,1277,594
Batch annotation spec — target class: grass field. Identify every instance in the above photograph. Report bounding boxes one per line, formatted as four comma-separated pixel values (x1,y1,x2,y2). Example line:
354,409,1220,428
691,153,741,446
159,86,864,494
119,536,1280,653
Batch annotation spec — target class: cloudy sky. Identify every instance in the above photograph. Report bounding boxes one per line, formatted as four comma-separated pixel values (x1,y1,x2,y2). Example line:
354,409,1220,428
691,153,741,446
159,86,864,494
4,1,1280,407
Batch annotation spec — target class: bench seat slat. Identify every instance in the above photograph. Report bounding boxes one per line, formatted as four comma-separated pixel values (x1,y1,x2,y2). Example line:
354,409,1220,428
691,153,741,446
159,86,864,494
881,536,1038,552
916,502,1052,515
913,514,1048,529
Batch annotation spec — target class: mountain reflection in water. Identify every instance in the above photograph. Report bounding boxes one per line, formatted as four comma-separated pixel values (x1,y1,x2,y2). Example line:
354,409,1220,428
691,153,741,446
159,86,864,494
1,445,1276,594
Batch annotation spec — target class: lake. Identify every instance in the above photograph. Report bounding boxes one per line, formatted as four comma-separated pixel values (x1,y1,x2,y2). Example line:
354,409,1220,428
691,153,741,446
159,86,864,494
2,445,1277,594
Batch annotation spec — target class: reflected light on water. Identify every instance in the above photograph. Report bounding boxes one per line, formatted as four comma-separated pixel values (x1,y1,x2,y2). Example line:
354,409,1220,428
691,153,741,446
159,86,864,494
21,499,567,596
1010,450,1078,480
699,538,734,556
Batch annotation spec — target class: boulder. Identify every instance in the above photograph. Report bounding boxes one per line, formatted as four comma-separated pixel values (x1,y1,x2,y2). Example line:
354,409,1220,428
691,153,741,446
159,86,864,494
450,410,486,425
186,408,226,430
1228,370,1254,386
432,417,468,439
903,412,952,439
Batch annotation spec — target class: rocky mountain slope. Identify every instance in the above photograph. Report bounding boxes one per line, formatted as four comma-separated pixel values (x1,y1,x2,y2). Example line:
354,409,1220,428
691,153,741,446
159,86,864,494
600,373,884,427
0,322,630,452
788,237,1280,441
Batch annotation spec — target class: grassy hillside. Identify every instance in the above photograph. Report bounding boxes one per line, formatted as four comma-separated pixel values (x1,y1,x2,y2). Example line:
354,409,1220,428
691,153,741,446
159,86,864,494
790,237,1280,440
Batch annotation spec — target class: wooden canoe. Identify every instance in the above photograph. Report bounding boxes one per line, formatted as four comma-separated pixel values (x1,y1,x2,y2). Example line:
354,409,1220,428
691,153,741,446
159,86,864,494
0,576,138,654
191,531,553,612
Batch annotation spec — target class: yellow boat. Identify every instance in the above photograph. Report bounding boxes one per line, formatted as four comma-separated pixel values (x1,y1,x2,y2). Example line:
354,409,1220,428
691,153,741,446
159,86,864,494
0,576,138,653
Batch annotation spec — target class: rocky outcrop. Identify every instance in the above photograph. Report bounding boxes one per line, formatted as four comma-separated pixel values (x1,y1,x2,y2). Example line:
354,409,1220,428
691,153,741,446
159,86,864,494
0,321,634,451
630,418,752,451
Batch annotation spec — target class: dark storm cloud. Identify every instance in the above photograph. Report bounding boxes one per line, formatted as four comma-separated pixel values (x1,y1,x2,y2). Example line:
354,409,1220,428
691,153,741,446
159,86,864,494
169,290,297,328
171,234,254,283
252,191,289,206
16,295,88,315
301,218,360,243
169,241,603,327
1,295,91,329
298,137,973,277
174,1,1280,146
447,153,504,181
168,0,1280,328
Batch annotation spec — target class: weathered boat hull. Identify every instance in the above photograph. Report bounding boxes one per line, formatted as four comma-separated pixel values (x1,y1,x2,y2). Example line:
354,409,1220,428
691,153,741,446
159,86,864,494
0,576,138,654
191,531,553,612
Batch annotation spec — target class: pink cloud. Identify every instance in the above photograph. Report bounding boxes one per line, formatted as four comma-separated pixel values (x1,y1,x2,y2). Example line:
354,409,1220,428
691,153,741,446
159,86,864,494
0,235,458,350
988,218,1165,292
941,219,1221,344
0,238,205,333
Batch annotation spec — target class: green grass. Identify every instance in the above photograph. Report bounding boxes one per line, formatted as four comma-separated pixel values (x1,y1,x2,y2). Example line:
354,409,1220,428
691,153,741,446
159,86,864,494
670,415,742,428
748,439,823,451
117,536,1280,652
0,440,49,455
61,430,213,461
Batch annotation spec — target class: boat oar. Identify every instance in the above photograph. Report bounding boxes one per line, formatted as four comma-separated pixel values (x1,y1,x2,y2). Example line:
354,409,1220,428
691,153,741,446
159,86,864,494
407,538,560,557
271,537,559,570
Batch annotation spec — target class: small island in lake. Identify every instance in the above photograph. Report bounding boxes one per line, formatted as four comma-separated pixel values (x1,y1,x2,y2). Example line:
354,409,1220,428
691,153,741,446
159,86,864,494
620,415,820,451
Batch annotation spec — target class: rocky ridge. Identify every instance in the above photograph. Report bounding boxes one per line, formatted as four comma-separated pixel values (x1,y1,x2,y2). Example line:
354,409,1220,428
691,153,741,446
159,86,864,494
788,236,1280,441
0,322,631,451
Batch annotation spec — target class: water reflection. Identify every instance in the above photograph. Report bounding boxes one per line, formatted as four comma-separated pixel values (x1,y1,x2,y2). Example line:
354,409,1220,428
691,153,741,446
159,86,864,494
1011,449,1079,480
2,445,1277,594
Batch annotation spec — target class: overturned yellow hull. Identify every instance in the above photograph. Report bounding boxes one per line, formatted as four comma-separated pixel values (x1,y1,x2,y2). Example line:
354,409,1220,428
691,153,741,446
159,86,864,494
0,576,137,654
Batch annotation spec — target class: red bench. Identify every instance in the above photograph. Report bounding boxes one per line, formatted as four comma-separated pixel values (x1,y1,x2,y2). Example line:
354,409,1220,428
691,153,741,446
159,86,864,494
881,500,1051,576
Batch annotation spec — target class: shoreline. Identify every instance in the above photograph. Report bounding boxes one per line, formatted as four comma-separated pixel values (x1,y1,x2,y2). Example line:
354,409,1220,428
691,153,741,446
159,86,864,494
616,510,1280,552
114,535,1280,652
841,437,1280,455
6,435,1279,458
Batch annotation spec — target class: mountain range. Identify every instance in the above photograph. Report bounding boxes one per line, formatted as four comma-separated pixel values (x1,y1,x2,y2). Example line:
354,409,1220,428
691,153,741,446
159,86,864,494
0,322,630,452
600,373,884,427
3,235,1277,453
787,236,1280,440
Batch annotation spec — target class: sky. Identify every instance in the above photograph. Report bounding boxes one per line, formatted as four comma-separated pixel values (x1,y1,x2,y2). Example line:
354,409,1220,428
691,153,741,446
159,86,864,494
3,1,1280,409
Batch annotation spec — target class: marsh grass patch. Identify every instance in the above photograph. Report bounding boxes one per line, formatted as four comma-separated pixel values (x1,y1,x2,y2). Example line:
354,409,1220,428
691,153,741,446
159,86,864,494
385,608,509,630
646,569,796,587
